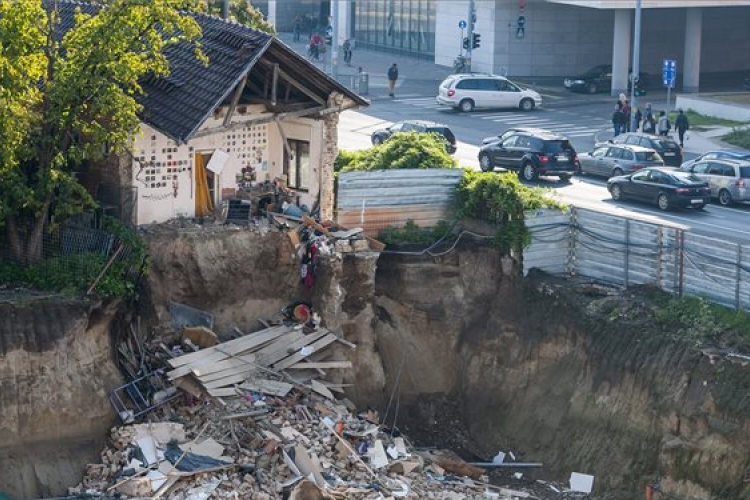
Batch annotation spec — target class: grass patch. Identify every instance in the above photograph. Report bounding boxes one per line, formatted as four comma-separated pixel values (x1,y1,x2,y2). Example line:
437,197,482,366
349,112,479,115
667,109,746,128
723,128,750,150
378,219,453,246
653,294,750,347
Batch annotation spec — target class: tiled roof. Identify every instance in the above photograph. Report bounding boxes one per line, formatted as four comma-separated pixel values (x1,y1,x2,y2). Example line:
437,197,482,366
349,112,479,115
53,1,367,142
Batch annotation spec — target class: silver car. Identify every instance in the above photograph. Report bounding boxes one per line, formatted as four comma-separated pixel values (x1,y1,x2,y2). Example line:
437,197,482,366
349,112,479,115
577,144,663,178
679,159,750,205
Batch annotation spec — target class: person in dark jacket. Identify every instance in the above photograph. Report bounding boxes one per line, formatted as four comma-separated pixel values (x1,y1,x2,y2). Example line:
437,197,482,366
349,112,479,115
612,103,626,137
675,108,690,147
387,63,399,98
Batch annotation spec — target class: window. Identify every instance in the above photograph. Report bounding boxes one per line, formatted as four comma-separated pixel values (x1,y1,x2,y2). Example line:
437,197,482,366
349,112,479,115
456,79,479,90
703,152,719,160
606,147,622,158
389,123,405,133
650,171,671,184
592,147,609,157
501,135,519,148
692,162,709,174
284,139,310,191
635,150,660,161
632,171,649,181
625,135,641,146
740,166,750,178
621,149,634,161
543,140,570,154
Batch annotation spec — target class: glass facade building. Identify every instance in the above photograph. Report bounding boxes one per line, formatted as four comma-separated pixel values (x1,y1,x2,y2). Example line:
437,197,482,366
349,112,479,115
353,0,436,58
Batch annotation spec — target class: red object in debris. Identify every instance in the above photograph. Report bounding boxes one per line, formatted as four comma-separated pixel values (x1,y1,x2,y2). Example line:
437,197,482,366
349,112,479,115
293,304,311,322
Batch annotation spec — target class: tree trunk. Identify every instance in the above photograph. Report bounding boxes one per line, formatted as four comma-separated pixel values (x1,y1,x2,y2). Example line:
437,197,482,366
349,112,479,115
6,215,25,264
26,196,53,264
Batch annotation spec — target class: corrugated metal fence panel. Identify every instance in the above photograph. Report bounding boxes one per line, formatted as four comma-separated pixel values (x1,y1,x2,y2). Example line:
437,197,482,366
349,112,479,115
574,209,629,285
336,169,464,234
624,220,663,286
740,244,750,311
337,169,464,209
682,232,741,308
524,209,571,275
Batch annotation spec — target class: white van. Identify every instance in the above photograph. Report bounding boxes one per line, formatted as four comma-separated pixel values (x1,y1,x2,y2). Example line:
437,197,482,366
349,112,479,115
436,73,542,112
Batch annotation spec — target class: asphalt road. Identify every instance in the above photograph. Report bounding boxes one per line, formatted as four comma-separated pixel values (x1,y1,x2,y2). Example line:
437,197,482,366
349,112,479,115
339,87,750,245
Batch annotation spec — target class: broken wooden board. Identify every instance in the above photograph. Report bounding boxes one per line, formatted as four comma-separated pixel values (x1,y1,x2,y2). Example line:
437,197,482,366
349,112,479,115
287,361,353,370
309,380,335,400
273,334,338,370
207,387,240,398
167,325,290,368
239,379,294,397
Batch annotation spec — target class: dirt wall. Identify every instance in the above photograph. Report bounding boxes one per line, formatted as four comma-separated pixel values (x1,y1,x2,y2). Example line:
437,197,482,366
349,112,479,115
372,243,750,500
0,296,122,499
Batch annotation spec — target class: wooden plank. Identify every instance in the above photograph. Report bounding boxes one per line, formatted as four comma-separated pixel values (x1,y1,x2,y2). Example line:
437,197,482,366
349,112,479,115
197,365,258,384
310,379,335,400
167,351,231,380
167,325,290,368
273,334,338,370
203,373,252,390
287,361,352,370
190,354,257,378
207,387,239,398
239,379,294,397
256,329,330,367
251,330,306,366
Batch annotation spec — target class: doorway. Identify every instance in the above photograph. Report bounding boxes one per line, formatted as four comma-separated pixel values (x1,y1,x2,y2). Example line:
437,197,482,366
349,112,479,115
195,151,217,216
283,140,311,192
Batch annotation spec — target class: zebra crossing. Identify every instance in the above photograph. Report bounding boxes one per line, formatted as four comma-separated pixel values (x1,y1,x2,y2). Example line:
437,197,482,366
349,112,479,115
390,96,609,138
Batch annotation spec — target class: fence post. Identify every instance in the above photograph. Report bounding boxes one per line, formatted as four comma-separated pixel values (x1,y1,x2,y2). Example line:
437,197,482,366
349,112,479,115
568,207,577,277
677,229,685,297
624,218,630,288
735,244,743,310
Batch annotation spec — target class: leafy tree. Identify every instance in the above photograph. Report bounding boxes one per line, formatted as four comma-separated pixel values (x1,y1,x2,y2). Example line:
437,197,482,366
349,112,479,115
205,0,275,33
0,0,204,263
339,132,458,172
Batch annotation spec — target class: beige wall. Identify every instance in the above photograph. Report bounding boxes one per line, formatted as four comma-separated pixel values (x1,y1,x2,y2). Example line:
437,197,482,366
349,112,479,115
132,105,323,225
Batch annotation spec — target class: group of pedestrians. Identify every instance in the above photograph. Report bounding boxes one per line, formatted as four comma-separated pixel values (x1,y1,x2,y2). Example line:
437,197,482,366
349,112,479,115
611,95,690,147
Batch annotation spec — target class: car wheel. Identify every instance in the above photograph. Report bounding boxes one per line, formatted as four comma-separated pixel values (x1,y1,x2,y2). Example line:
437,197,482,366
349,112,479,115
657,193,670,211
612,167,623,178
575,162,584,176
479,154,493,172
520,162,537,182
520,98,535,111
559,174,571,182
610,184,622,201
586,82,598,94
459,99,475,112
372,135,383,145
718,189,733,206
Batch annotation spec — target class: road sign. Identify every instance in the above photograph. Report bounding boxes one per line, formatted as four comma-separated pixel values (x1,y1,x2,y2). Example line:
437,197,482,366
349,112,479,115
662,59,677,88
458,20,467,29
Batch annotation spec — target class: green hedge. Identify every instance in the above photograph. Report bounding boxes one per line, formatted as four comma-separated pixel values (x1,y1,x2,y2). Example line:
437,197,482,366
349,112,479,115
337,132,457,172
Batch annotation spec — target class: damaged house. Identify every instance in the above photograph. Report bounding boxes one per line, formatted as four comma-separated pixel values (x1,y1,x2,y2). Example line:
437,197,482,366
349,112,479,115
62,1,368,226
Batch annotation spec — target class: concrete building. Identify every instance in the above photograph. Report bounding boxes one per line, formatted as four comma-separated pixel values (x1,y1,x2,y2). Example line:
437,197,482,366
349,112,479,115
260,0,750,94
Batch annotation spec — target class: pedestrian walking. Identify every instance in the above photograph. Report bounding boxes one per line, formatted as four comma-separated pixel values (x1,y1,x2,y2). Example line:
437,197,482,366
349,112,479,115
657,110,671,137
633,106,642,132
387,63,399,98
675,108,690,147
293,15,302,42
308,32,323,61
612,103,626,137
342,39,352,66
642,103,656,134
622,99,632,132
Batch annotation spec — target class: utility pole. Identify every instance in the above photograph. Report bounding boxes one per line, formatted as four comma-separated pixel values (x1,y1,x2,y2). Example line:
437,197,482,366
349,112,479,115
331,0,339,81
466,0,475,72
630,0,642,132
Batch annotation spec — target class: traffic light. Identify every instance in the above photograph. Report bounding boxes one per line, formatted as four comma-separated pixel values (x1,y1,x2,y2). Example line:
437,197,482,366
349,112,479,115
462,37,469,50
472,33,481,49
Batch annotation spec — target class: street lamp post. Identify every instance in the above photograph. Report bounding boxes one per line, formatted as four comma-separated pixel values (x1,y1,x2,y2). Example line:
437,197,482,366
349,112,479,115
630,0,642,132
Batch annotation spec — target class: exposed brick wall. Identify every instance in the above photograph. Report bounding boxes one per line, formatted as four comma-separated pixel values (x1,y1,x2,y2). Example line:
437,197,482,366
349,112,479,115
320,111,339,222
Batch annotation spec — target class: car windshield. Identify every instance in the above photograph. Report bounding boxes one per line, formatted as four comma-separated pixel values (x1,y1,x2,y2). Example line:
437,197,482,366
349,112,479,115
584,65,609,75
635,150,661,161
543,140,574,154
656,139,679,149
430,127,455,144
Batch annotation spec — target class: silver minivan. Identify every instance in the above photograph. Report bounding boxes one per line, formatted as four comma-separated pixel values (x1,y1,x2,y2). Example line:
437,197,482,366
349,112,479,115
680,159,750,205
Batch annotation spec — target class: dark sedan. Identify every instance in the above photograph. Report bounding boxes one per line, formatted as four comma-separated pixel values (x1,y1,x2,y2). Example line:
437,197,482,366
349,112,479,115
371,120,457,154
607,167,711,211
563,64,649,94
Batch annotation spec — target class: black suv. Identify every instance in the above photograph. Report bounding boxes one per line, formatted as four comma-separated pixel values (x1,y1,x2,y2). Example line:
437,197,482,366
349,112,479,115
478,129,578,181
604,132,683,166
371,120,457,154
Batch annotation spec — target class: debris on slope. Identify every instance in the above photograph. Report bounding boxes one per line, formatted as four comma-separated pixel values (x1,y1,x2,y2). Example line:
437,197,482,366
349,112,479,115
71,305,580,499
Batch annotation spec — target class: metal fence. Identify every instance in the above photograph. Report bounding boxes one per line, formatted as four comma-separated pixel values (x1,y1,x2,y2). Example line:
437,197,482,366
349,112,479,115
0,216,143,296
525,207,750,310
337,169,463,235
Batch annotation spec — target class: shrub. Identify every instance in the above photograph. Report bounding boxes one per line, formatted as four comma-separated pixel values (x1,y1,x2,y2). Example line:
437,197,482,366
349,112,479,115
378,220,452,246
454,170,566,253
339,132,457,172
